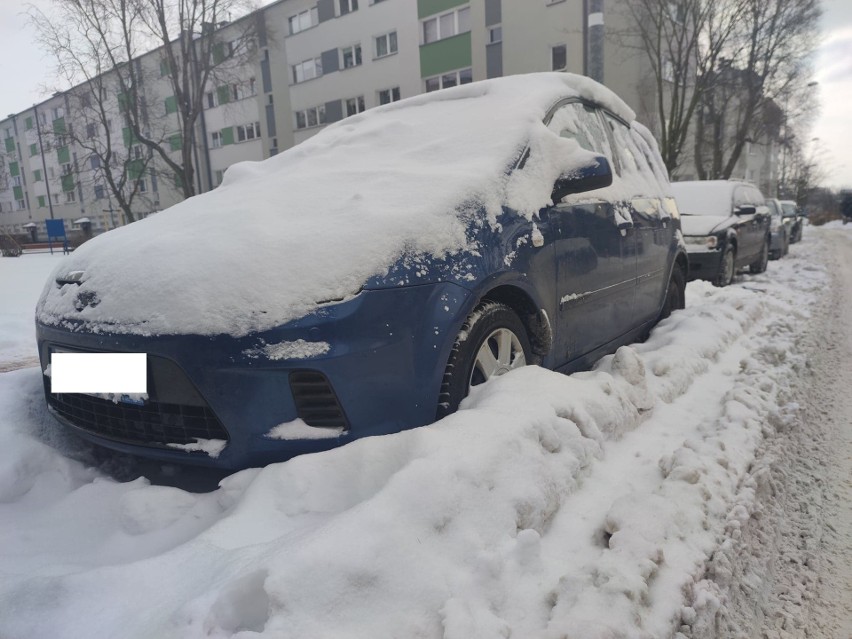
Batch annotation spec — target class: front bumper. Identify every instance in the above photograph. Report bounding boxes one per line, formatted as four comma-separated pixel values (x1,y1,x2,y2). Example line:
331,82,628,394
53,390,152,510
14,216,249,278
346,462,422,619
683,246,724,282
37,282,472,469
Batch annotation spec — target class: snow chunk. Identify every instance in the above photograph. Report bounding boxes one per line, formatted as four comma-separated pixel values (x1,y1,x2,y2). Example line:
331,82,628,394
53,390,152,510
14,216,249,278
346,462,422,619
166,438,227,458
244,339,330,361
265,419,344,441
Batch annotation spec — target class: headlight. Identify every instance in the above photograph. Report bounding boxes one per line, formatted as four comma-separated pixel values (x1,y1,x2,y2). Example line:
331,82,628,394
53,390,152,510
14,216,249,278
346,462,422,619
770,216,781,231
684,235,718,249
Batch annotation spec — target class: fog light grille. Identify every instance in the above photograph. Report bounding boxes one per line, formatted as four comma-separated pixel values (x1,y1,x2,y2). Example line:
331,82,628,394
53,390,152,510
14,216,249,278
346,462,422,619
289,371,348,430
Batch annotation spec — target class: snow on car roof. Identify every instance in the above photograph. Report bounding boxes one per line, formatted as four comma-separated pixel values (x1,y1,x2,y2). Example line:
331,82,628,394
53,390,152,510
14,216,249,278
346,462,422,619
38,73,636,337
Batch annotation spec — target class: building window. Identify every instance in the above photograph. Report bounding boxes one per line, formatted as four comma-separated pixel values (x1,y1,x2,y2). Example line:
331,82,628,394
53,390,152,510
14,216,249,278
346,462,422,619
551,44,567,71
289,7,318,34
489,25,502,43
137,179,147,193
53,107,64,120
90,156,101,170
94,184,105,199
341,44,362,69
211,131,222,148
292,58,322,83
65,190,76,203
375,31,397,58
236,122,262,142
61,163,73,176
12,175,22,187
339,0,358,15
422,6,470,44
17,199,26,210
295,105,327,129
86,123,97,138
206,91,216,109
425,68,473,92
345,96,366,116
378,86,401,105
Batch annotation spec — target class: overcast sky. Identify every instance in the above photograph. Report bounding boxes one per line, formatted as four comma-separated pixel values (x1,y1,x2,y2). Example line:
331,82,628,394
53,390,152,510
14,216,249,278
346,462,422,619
2,0,850,188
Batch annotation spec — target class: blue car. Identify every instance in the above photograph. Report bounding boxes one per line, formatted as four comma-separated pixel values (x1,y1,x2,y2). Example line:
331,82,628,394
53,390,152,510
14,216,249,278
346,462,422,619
36,73,687,470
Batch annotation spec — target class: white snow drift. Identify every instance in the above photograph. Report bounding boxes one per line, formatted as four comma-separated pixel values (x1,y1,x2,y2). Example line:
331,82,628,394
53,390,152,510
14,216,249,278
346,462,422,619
0,226,840,638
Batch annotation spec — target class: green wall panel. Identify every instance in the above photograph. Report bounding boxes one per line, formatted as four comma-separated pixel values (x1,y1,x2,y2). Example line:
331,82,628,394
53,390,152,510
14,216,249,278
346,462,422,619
61,174,75,192
57,146,70,164
37,195,46,208
419,32,472,78
221,126,234,145
9,161,19,177
53,117,66,134
4,138,14,153
128,159,144,180
418,0,467,19
13,186,23,200
30,143,38,156
165,95,177,114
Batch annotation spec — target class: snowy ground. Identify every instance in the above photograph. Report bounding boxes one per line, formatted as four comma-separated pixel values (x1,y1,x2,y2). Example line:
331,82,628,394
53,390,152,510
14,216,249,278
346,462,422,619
1,228,850,638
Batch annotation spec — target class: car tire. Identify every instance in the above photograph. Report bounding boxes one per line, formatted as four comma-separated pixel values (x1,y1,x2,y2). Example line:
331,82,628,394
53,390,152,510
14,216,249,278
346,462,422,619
749,237,769,274
659,266,686,320
436,302,531,419
714,246,736,287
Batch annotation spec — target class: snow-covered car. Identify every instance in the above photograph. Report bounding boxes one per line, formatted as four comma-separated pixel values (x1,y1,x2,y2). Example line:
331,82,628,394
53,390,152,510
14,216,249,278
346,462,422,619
35,73,687,470
779,199,804,243
672,180,771,287
765,198,790,260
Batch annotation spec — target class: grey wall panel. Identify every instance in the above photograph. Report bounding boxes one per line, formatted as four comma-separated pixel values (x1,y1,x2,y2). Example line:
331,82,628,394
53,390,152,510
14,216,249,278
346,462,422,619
486,42,503,78
265,104,277,138
321,48,340,74
317,0,335,23
325,100,344,123
485,0,501,26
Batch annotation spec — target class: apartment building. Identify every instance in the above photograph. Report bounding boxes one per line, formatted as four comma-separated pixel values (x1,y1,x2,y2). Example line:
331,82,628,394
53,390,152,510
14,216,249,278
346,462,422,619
0,0,656,238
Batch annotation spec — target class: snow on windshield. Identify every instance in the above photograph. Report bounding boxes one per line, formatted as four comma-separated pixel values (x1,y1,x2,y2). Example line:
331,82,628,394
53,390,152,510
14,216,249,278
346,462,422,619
671,181,735,217
37,73,636,338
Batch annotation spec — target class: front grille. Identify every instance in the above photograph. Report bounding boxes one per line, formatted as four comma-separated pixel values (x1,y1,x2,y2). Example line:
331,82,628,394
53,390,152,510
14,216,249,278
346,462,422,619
44,350,229,449
290,371,348,430
47,391,229,448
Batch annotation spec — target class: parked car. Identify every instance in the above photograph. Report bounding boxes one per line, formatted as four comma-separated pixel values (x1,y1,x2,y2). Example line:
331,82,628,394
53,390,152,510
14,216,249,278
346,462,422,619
671,180,771,287
36,73,687,470
779,200,804,242
765,199,790,260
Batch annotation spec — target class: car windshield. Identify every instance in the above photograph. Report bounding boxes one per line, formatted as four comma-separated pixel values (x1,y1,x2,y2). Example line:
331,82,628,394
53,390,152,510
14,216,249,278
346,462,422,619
670,182,732,216
781,202,797,216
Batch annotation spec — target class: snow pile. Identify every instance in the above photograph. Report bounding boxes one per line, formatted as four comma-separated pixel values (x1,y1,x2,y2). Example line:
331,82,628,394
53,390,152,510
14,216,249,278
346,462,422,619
36,73,635,338
0,230,837,638
0,253,62,371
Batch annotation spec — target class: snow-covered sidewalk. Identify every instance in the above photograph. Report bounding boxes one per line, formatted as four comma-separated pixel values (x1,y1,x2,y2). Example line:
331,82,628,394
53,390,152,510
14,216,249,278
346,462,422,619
0,228,844,638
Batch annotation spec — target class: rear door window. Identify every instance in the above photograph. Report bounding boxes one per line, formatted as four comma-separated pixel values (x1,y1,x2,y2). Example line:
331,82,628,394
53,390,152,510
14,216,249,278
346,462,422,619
547,102,615,166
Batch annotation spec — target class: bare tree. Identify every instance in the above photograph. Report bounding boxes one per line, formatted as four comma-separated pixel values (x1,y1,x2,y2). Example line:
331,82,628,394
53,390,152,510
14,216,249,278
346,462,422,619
30,0,257,210
616,0,744,175
693,0,821,181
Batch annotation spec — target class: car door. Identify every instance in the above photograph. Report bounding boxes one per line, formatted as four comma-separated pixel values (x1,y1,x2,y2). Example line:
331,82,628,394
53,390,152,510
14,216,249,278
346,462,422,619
602,114,672,324
543,101,637,367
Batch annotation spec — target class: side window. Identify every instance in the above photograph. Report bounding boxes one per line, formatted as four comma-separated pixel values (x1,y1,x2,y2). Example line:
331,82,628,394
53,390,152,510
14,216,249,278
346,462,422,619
733,187,749,210
547,102,614,164
602,114,640,178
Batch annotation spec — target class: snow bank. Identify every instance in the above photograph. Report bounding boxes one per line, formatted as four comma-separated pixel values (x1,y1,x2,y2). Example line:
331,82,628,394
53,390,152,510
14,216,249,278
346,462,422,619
0,229,835,638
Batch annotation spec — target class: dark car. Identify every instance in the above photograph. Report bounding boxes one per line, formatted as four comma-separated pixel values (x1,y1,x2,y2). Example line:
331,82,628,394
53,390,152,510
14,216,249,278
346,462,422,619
36,73,687,470
779,200,804,242
671,180,771,287
765,198,790,260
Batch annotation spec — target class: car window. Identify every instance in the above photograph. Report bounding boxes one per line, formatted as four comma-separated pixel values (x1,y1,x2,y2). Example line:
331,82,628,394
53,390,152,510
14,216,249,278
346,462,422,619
547,102,615,167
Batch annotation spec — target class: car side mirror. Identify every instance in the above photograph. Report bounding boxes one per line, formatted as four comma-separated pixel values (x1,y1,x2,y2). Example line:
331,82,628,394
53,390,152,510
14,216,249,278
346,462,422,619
551,155,613,202
735,205,756,215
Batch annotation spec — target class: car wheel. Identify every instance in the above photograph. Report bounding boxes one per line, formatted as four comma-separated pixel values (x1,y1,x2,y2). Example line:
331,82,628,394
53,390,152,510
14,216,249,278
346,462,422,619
714,246,736,287
659,266,686,320
749,237,769,274
436,302,531,418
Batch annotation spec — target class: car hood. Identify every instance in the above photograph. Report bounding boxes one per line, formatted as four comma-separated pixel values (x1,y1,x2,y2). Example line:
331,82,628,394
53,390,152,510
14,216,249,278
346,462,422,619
680,215,734,236
37,73,627,338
